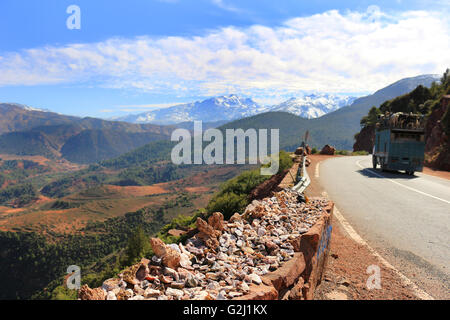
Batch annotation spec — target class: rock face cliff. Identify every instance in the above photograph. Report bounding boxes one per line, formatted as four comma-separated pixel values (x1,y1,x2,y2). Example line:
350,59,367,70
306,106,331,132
424,100,450,170
353,125,375,154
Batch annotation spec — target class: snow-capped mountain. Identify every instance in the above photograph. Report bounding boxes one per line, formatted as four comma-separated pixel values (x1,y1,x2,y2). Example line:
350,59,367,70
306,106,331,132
6,102,46,112
117,93,357,124
117,95,269,125
270,94,357,119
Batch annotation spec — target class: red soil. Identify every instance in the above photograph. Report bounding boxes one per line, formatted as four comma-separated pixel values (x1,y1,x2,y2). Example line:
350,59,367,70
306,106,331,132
184,186,211,193
104,185,168,196
423,166,450,180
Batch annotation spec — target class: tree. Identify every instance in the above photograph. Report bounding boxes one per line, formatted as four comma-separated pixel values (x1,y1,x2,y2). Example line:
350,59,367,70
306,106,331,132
125,227,150,264
441,68,449,85
360,106,381,127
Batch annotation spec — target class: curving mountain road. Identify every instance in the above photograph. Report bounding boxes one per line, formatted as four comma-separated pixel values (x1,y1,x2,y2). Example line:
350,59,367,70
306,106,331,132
319,155,450,299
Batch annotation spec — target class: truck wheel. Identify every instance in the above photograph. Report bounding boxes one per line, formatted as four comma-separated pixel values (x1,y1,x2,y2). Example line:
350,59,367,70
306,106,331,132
372,156,377,169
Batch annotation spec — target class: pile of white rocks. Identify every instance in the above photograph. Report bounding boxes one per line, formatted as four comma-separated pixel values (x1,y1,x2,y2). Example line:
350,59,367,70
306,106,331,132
80,188,329,300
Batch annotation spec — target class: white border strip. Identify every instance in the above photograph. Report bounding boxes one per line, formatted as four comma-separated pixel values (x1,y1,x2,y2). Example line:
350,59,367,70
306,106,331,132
315,162,320,178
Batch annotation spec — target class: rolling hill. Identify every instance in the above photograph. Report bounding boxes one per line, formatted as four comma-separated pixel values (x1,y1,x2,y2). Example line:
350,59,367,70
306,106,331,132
60,129,170,164
0,103,175,135
0,104,176,163
0,103,78,135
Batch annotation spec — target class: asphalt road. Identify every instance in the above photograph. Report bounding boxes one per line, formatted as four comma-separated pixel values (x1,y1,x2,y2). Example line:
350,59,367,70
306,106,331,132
319,155,450,298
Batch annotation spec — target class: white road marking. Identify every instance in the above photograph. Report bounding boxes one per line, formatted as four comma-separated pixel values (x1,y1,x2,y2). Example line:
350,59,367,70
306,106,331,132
356,160,450,205
315,162,320,178
322,191,434,300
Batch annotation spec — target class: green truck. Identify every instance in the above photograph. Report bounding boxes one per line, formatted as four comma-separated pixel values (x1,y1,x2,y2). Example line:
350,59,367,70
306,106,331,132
372,113,425,175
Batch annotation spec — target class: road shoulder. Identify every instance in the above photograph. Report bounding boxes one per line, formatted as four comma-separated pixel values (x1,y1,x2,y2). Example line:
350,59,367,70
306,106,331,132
306,154,424,300
423,166,450,180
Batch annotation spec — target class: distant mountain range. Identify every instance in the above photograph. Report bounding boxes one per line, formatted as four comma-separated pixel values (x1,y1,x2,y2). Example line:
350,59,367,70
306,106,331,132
220,74,441,150
270,94,357,119
116,93,357,124
0,73,440,163
117,95,266,125
117,75,441,126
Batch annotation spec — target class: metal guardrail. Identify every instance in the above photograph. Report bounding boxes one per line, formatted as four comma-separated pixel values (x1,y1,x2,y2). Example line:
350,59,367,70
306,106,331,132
292,155,311,193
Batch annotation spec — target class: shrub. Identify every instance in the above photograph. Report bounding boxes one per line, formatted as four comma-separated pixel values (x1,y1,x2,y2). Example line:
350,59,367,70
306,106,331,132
206,151,293,219
206,192,248,219
0,183,37,206
50,285,78,300
351,150,369,156
336,150,350,156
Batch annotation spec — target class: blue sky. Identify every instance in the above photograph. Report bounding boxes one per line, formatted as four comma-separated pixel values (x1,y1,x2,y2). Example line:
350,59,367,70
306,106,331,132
0,0,449,117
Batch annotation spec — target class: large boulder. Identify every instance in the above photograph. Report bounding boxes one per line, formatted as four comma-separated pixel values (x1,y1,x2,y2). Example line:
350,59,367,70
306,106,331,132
208,212,225,231
305,145,312,155
121,259,150,285
243,200,267,219
162,248,182,269
229,212,243,222
233,284,278,300
196,217,221,249
294,147,304,155
150,238,181,269
320,145,336,155
150,238,167,257
102,278,121,292
78,284,106,300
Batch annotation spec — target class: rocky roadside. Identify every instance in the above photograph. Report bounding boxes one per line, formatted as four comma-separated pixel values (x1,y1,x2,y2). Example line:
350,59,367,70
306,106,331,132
79,188,330,301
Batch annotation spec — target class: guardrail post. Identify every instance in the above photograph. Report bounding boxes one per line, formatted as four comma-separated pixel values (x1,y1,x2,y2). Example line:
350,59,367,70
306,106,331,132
292,154,311,193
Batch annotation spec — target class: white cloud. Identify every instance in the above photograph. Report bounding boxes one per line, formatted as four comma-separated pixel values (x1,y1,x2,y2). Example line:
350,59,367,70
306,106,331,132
117,103,181,112
211,0,241,13
0,7,449,97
